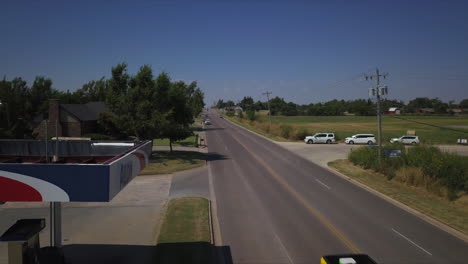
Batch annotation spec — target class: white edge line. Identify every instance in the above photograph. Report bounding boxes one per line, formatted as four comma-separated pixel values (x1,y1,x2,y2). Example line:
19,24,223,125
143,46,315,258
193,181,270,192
273,233,295,264
315,179,331,190
392,228,433,256
206,134,223,246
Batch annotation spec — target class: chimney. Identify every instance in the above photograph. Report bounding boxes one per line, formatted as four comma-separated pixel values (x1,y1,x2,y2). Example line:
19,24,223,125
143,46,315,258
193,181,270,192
48,99,62,138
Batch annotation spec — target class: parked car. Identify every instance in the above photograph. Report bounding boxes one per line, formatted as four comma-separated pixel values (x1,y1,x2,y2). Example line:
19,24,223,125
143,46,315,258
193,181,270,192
304,133,335,144
345,134,376,145
204,119,211,125
219,115,224,118
390,135,419,145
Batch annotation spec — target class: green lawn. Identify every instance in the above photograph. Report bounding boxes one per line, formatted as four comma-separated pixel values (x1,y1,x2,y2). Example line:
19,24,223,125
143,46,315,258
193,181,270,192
229,114,468,144
329,159,468,235
139,151,205,175
153,135,198,147
158,197,211,243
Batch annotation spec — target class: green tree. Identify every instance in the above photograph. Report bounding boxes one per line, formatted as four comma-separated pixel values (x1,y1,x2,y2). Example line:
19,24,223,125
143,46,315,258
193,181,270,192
76,77,108,103
269,97,287,115
459,99,468,108
239,96,255,111
161,81,194,151
107,63,130,113
30,76,53,116
187,83,205,117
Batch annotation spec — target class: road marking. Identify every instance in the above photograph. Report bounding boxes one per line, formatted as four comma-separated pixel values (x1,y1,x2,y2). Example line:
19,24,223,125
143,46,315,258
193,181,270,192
230,134,360,253
392,228,432,256
315,179,331,190
206,133,224,246
274,233,294,264
225,146,228,151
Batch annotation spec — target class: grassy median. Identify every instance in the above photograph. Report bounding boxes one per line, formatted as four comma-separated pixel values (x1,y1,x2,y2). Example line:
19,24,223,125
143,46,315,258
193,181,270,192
140,151,206,175
153,135,198,147
158,197,211,243
329,159,468,235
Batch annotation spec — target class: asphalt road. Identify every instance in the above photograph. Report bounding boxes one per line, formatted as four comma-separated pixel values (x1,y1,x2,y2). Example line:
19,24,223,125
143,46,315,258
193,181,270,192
205,112,467,264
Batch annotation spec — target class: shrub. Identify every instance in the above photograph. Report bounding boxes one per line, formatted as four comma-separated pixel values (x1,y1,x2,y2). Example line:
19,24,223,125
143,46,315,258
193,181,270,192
348,146,379,170
238,111,244,119
394,167,426,187
350,144,468,199
226,110,234,117
246,110,256,121
279,125,293,139
294,128,309,141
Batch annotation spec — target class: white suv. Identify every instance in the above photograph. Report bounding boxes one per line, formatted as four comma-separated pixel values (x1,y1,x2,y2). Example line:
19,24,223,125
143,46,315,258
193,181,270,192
390,135,420,145
345,134,376,145
304,133,335,144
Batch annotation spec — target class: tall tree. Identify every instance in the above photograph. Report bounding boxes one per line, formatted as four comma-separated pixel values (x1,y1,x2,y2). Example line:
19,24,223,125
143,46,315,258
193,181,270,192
76,77,108,103
161,81,194,151
30,76,53,116
459,99,468,108
184,81,205,117
239,96,254,110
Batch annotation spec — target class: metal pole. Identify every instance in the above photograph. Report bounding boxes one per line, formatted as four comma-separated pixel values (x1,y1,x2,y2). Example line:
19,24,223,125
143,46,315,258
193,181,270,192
263,91,272,132
376,68,382,164
45,120,48,163
49,202,54,247
55,119,59,162
53,202,62,247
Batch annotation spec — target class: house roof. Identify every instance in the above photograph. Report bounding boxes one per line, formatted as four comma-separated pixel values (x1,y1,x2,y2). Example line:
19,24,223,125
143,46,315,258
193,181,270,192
61,102,109,121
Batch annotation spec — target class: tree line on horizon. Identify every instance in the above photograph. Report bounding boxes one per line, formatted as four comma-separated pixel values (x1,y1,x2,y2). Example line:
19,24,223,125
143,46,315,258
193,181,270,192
215,96,468,116
0,63,205,144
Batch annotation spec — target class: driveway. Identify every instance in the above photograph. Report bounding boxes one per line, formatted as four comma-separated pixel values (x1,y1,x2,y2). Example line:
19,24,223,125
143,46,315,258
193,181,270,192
276,142,355,167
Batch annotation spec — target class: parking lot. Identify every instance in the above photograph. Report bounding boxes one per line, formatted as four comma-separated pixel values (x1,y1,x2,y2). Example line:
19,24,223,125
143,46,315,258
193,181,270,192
277,142,468,168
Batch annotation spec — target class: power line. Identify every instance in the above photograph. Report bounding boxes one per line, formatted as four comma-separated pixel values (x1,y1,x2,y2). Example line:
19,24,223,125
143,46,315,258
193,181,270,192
387,115,468,134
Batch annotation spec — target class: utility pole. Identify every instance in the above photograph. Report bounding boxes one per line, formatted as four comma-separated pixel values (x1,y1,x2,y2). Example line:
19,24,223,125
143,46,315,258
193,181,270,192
262,91,272,132
365,68,388,164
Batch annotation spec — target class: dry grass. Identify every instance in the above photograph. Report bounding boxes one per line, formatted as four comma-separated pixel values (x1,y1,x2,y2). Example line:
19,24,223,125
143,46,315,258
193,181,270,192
234,114,468,144
329,159,468,235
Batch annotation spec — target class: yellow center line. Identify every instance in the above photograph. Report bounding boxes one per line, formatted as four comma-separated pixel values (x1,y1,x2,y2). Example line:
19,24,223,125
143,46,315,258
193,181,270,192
230,133,361,253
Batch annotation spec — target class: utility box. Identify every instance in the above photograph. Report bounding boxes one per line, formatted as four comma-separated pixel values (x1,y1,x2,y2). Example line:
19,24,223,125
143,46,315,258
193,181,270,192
0,219,45,264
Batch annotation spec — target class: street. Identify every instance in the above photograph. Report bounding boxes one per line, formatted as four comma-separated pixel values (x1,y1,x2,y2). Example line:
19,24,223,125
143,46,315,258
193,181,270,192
206,112,467,264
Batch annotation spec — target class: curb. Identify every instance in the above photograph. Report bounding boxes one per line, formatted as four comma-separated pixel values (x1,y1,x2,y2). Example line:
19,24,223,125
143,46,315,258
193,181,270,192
208,199,214,244
223,115,468,243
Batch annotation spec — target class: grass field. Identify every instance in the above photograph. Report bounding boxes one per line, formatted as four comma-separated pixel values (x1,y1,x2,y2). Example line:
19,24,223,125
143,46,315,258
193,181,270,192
139,151,205,175
329,159,468,235
153,135,198,147
228,114,468,144
158,197,211,243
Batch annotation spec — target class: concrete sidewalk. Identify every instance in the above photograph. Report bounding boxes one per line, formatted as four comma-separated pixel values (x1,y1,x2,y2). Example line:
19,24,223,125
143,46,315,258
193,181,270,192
0,174,171,264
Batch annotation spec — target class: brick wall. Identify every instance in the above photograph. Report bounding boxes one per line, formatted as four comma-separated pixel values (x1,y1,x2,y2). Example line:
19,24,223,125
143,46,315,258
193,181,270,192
62,122,81,137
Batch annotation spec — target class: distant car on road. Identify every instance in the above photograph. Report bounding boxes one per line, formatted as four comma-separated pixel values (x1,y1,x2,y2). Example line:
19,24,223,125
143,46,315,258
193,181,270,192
304,133,335,144
345,134,376,145
390,135,419,145
204,120,211,125
219,115,223,118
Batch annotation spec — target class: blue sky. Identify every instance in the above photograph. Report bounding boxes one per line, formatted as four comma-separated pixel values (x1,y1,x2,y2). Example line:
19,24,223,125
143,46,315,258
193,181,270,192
1,0,468,105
